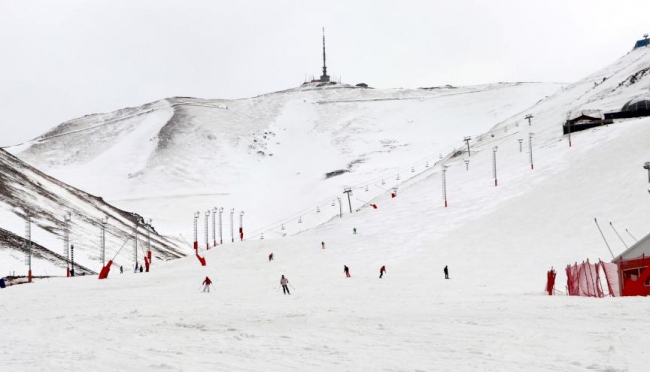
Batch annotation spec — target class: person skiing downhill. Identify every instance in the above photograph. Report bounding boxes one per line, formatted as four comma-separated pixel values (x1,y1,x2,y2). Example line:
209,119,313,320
280,275,290,295
120,265,123,274
444,265,449,279
380,266,386,278
269,253,274,262
344,265,351,277
321,241,325,249
202,276,212,293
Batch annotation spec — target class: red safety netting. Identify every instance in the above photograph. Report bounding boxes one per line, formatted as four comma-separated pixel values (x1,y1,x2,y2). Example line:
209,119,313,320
566,259,619,297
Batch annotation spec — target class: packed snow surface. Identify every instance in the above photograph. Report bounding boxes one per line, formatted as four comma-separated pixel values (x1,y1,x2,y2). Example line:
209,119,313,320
3,47,650,370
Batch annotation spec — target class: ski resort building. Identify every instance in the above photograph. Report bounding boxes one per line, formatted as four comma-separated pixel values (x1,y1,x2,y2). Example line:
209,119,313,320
612,232,650,296
604,96,650,120
562,110,612,134
633,34,649,49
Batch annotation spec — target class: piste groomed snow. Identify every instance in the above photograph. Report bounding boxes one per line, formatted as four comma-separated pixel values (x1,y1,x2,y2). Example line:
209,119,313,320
2,48,650,371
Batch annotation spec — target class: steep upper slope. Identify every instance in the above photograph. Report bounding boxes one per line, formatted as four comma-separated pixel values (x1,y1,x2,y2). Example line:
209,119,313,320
0,148,185,276
8,82,562,237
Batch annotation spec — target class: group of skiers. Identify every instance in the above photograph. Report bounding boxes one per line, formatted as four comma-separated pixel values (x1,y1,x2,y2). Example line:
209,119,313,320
200,238,450,294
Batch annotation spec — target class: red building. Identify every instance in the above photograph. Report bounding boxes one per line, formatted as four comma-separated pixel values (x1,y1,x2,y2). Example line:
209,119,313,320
612,233,650,296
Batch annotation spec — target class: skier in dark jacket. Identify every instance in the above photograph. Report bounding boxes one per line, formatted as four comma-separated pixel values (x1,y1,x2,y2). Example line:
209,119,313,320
444,265,449,279
280,275,290,295
202,276,212,292
344,265,351,277
269,253,274,262
139,265,143,273
380,266,386,278
120,265,123,274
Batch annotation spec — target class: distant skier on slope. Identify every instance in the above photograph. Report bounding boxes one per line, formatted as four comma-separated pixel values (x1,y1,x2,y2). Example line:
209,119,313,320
120,265,123,274
321,241,325,249
202,276,212,293
353,228,357,235
280,275,290,295
344,265,351,277
380,265,386,278
139,265,143,273
444,265,449,279
269,253,274,262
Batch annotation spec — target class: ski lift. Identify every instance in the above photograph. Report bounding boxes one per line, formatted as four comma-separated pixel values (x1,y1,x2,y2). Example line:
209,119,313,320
364,185,369,192
411,167,415,173
298,217,302,223
281,224,285,230
316,206,320,213
260,233,264,240
425,161,429,168
396,174,400,181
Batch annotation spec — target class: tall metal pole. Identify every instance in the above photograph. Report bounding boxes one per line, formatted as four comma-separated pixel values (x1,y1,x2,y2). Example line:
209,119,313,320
193,211,199,251
70,244,75,276
230,208,234,243
344,188,353,213
218,207,223,244
464,136,472,157
133,222,138,269
643,162,650,183
337,197,342,218
211,207,217,247
239,211,244,241
101,216,108,267
529,133,534,170
204,210,210,250
525,114,534,126
147,218,151,259
25,215,32,283
442,165,448,207
492,146,499,186
64,212,71,277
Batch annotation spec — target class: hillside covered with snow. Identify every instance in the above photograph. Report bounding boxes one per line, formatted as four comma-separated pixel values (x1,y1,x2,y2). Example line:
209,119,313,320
2,46,650,371
7,82,561,238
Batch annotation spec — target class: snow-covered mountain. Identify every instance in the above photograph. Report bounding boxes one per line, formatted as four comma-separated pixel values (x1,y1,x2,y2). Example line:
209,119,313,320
0,148,185,276
3,46,650,371
7,82,562,238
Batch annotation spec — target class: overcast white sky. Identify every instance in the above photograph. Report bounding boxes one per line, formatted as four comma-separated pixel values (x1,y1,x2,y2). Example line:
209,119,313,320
0,0,648,146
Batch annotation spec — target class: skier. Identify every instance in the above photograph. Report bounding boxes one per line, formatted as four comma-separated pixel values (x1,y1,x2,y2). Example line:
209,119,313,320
444,265,449,279
380,265,386,278
202,276,212,293
134,262,139,273
321,241,325,249
353,228,357,235
280,275,290,295
269,253,274,262
120,265,123,274
344,265,351,277
139,265,143,273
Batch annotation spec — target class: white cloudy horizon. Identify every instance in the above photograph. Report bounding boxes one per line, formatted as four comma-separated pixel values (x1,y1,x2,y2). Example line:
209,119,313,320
0,0,648,146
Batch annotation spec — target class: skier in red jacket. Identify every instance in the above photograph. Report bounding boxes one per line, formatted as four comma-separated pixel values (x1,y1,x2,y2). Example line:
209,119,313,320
202,276,212,293
380,266,386,278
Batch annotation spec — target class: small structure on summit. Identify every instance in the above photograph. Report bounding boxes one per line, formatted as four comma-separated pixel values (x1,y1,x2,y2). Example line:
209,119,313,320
604,96,650,120
633,34,649,49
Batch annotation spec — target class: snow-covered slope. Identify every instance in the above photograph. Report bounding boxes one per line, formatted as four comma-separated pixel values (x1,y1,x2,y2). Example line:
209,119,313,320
0,148,185,276
7,82,562,237
3,47,650,371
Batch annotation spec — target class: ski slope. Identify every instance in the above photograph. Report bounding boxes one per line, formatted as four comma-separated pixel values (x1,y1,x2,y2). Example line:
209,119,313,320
8,82,562,238
3,47,650,371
